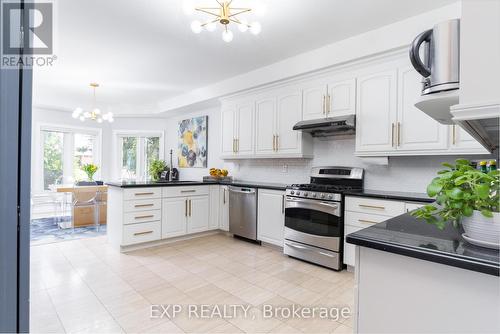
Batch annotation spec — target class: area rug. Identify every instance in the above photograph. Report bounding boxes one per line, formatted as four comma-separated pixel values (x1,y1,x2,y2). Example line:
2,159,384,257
30,216,106,246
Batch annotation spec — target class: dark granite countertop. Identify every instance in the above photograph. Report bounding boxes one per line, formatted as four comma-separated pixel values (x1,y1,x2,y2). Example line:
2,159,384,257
346,213,499,276
106,180,287,191
344,189,434,203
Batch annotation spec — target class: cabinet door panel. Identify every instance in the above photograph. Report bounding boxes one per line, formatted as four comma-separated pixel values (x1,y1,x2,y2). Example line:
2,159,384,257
221,107,236,156
236,103,255,155
187,195,209,234
209,185,219,230
450,125,489,152
327,78,356,117
303,82,326,120
255,97,276,155
219,186,229,231
397,68,448,151
162,197,187,238
277,90,302,154
257,189,285,246
344,225,362,267
355,70,398,152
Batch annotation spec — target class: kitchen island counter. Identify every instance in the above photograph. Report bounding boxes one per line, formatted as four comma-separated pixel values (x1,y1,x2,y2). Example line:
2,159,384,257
106,180,287,191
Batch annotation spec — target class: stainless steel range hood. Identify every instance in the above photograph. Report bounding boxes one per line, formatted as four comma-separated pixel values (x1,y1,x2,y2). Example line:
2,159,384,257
293,115,356,137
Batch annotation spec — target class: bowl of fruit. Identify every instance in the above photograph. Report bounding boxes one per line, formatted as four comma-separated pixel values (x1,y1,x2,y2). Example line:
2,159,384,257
205,168,231,181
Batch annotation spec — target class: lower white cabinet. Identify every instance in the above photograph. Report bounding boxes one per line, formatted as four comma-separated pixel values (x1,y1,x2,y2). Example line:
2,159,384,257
257,189,285,246
209,185,220,230
219,186,229,231
187,195,209,234
344,196,428,267
162,197,189,238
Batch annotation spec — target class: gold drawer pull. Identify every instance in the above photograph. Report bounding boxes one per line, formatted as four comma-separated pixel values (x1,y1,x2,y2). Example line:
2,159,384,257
135,192,154,196
181,190,196,193
359,204,386,210
135,204,154,208
134,231,153,236
358,219,378,224
135,215,154,220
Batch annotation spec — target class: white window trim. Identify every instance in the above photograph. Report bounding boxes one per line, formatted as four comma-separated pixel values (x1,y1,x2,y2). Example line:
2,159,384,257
112,130,165,181
34,122,103,193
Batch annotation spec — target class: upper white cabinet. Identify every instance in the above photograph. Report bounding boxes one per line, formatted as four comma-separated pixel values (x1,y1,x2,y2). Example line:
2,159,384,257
302,77,356,120
221,86,312,159
355,63,488,156
396,67,448,151
355,69,398,153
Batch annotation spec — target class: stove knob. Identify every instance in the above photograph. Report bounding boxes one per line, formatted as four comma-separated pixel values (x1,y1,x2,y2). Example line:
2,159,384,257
304,192,309,196
290,191,295,195
312,193,317,198
327,194,333,199
296,191,301,196
320,194,325,198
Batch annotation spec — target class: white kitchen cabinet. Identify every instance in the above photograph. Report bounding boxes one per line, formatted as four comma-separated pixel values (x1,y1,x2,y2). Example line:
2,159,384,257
397,67,448,151
303,77,356,120
236,102,255,156
162,197,188,238
276,89,303,155
344,224,359,267
303,79,327,120
355,69,398,153
257,189,285,247
209,185,220,230
187,195,209,234
449,124,489,153
255,96,276,155
221,106,236,156
219,186,229,232
327,78,356,117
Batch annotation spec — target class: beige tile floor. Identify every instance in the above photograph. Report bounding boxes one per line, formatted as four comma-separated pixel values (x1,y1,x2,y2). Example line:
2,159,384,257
30,233,355,334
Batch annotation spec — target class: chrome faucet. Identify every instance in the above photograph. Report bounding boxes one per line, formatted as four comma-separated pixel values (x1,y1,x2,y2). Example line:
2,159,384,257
168,149,173,182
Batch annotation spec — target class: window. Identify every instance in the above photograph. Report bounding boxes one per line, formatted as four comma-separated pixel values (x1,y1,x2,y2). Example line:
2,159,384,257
116,132,163,181
39,125,101,190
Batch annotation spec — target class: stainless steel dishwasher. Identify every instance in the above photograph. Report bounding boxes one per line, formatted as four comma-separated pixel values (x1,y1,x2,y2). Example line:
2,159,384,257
229,186,257,241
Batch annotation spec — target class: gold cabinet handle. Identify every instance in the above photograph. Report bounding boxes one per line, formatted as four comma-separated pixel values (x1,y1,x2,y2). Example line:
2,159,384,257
359,204,386,210
322,94,326,114
232,138,235,153
327,94,331,114
272,135,276,151
223,188,226,204
282,195,285,213
276,135,279,151
358,219,378,224
185,199,188,217
189,199,192,217
134,203,154,208
135,192,154,196
397,122,401,147
135,215,154,220
452,125,456,145
181,190,196,193
134,231,153,236
237,139,239,152
391,123,395,147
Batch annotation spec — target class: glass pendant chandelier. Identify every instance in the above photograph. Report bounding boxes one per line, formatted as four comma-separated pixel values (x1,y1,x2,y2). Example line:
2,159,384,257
72,83,114,123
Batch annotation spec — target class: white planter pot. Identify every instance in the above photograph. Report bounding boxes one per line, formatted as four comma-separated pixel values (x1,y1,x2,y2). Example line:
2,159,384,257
461,211,500,247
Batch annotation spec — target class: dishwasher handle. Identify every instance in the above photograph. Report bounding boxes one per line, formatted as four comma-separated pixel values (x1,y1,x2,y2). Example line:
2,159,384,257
228,186,256,194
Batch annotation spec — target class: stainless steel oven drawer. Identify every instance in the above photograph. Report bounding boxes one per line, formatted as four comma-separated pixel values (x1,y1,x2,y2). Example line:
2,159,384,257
284,240,341,270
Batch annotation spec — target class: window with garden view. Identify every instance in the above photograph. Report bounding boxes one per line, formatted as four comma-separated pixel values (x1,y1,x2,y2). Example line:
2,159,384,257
118,134,162,181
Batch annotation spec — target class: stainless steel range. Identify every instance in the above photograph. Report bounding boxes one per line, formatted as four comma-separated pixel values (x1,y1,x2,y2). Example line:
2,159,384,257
284,166,364,270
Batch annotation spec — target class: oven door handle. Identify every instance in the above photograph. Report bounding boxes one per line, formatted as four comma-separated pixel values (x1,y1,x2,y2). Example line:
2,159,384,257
285,197,341,217
285,242,309,250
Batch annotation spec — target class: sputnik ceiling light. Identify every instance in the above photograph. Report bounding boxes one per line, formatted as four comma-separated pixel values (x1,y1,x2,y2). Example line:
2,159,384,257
186,0,264,42
72,83,114,123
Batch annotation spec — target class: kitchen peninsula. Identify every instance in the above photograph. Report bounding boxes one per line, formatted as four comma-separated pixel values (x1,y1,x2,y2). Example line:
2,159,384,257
347,213,500,333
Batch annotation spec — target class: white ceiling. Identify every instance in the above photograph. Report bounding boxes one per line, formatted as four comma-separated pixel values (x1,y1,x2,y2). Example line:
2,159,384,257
33,0,457,115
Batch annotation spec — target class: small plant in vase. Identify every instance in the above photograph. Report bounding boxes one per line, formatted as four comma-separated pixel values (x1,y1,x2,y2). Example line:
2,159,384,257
81,163,99,182
149,159,167,181
411,159,500,248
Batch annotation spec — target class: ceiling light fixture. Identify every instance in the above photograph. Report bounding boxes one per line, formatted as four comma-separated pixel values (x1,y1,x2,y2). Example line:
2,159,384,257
72,83,114,123
187,0,263,42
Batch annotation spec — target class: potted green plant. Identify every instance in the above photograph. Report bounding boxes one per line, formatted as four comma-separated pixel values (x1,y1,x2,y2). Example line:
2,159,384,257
149,159,167,181
81,163,99,182
411,159,499,249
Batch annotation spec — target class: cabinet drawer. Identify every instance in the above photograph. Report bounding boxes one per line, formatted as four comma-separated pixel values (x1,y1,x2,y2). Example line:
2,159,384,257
162,186,209,198
345,196,405,217
123,221,161,246
124,198,161,213
123,188,161,201
124,210,161,225
345,211,390,229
